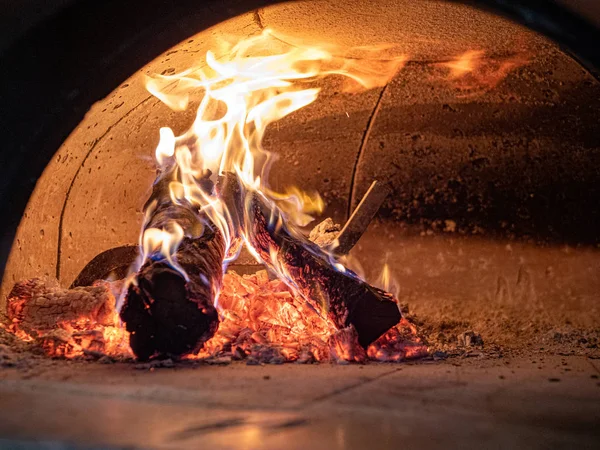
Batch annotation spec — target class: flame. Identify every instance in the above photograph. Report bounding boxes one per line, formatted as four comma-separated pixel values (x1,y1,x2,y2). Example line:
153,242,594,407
138,32,524,284
375,259,402,300
131,29,419,362
439,50,528,94
3,31,447,363
443,50,483,79
142,222,187,279
378,263,392,290
137,29,406,279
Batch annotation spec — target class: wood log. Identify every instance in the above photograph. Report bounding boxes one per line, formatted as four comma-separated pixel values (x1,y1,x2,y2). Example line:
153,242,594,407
6,278,116,334
333,180,390,255
5,278,120,356
70,245,139,288
119,172,225,360
220,173,401,348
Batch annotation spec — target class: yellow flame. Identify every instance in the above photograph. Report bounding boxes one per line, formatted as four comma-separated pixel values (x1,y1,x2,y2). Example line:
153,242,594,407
375,262,401,299
439,49,528,93
142,223,187,279
379,263,392,290
139,29,405,279
442,50,483,79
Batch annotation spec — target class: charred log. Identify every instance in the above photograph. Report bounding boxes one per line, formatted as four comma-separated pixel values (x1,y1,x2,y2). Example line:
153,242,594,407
71,245,139,288
5,277,119,356
6,278,116,334
119,172,224,360
220,173,401,348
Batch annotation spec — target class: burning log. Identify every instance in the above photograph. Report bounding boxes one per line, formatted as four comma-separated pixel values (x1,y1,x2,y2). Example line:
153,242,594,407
6,278,116,334
119,173,225,360
4,277,125,357
220,173,402,348
247,197,401,348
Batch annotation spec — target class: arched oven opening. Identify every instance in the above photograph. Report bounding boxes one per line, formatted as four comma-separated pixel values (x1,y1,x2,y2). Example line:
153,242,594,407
0,1,599,447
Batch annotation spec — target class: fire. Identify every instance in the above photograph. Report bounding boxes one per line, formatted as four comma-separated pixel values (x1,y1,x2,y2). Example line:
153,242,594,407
439,49,528,94
4,30,527,363
196,270,425,363
443,49,483,79
198,271,336,363
374,260,402,300
138,29,407,281
134,29,426,363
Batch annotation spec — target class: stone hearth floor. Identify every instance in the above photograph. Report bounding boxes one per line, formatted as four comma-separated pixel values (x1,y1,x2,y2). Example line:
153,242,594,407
0,355,599,449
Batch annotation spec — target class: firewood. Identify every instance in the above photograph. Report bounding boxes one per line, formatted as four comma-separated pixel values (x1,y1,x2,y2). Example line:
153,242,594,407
5,277,121,356
333,180,390,255
220,173,402,348
6,278,115,334
119,171,225,360
70,245,139,288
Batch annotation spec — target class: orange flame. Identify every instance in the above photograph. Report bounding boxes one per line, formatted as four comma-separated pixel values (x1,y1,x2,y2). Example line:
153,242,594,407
375,261,401,299
138,29,406,280
443,50,484,79
129,30,419,362
439,50,528,94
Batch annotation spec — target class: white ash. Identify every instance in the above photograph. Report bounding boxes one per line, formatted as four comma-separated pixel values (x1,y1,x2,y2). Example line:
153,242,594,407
308,218,341,248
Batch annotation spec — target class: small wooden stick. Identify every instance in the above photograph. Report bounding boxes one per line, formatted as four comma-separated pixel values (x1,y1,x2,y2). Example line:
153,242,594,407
333,181,391,255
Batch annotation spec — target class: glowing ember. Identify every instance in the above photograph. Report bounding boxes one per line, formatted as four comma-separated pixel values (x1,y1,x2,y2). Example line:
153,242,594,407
199,270,426,363
199,270,335,363
3,278,130,358
3,273,426,363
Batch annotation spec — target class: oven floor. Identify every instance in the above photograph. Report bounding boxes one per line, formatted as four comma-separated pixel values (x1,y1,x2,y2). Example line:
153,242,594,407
0,356,598,449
